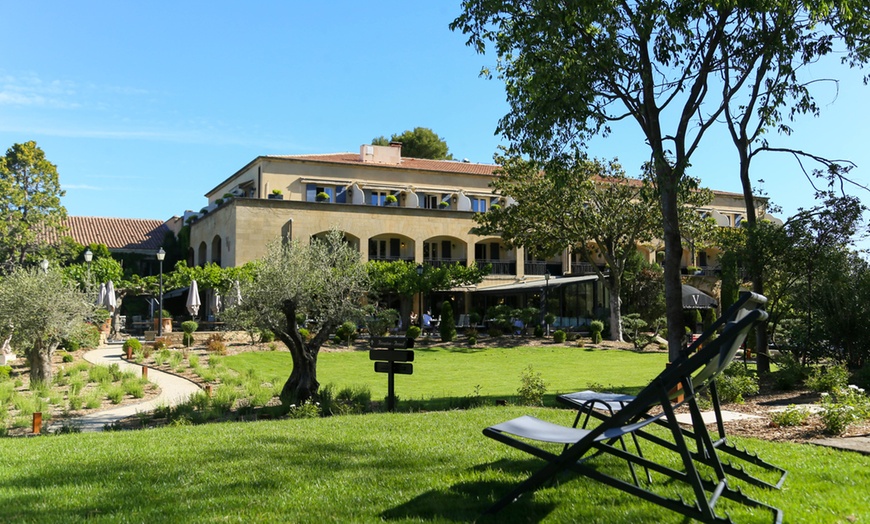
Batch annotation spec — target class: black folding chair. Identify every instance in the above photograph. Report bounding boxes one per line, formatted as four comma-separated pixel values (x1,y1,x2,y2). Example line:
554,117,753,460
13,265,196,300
482,303,783,523
559,292,787,490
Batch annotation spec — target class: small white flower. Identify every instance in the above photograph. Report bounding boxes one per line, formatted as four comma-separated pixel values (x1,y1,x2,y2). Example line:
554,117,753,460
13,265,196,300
848,384,859,390
859,388,866,394
290,404,296,409
821,392,829,397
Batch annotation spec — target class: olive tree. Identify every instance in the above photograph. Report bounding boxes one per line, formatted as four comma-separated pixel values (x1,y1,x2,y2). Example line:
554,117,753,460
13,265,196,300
229,230,370,404
0,266,94,382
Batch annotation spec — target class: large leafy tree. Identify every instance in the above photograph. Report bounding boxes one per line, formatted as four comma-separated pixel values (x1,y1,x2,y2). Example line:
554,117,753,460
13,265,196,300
228,231,370,404
0,266,94,382
476,153,712,341
367,260,490,328
452,0,870,361
372,127,454,160
0,141,67,272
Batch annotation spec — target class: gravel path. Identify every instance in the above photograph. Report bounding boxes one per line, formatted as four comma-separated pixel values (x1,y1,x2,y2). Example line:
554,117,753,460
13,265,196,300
46,343,201,432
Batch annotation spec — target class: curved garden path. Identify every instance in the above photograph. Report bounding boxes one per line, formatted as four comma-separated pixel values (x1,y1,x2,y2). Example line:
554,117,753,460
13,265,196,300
47,343,201,433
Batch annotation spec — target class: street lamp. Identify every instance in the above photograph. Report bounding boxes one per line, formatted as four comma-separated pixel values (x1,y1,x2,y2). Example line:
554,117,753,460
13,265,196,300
39,259,49,274
83,248,93,292
544,270,551,336
156,248,166,337
416,263,424,327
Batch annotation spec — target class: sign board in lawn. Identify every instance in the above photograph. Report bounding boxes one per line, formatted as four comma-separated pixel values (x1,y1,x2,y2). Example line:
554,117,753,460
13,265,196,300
370,337,414,412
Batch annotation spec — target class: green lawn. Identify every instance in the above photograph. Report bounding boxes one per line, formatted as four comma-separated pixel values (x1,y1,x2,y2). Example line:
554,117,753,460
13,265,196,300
223,345,668,407
0,406,868,523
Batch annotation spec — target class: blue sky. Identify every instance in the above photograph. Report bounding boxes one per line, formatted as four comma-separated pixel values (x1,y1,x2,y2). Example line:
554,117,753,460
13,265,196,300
1,1,868,241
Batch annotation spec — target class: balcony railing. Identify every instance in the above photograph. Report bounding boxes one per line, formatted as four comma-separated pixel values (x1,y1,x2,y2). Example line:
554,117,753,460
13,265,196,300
368,255,415,263
478,259,516,275
423,258,467,268
524,262,563,276
570,262,597,275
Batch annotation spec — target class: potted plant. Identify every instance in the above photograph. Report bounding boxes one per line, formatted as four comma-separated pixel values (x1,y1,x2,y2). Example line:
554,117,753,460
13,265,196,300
215,198,224,206
316,191,330,202
438,201,450,209
269,189,283,200
384,194,398,206
687,265,702,275
154,310,173,333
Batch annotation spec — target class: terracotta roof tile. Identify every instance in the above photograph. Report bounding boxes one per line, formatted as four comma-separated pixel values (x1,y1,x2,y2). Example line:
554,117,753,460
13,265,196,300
44,216,169,252
267,153,499,176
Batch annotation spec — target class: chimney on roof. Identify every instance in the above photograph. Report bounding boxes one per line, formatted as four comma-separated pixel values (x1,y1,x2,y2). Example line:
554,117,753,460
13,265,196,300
360,143,402,165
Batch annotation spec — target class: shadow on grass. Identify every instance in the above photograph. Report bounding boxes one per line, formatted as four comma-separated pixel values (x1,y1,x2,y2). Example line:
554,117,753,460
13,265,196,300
381,478,556,523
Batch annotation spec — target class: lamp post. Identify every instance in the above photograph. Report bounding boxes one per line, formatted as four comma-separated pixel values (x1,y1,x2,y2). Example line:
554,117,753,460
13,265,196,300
83,248,93,292
416,263,424,327
156,248,165,337
39,259,49,274
544,270,551,336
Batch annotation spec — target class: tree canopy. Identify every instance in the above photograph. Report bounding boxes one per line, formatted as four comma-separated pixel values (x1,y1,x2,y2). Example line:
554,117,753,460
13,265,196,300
0,141,67,272
475,152,713,341
372,127,454,159
226,231,370,403
0,266,94,382
452,0,870,360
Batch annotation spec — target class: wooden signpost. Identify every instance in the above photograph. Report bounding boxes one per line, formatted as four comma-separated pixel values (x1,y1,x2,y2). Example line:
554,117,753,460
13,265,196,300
369,337,414,412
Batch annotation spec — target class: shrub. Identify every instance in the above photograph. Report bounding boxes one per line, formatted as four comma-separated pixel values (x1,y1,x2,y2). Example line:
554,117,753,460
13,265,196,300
772,352,806,390
851,363,870,391
151,338,168,352
488,327,503,338
384,194,397,204
259,330,275,343
335,321,357,347
769,405,810,427
439,301,456,342
807,363,849,393
467,335,477,346
819,385,870,435
517,365,547,406
298,327,311,342
287,399,322,419
715,363,759,404
61,352,74,363
553,330,566,343
533,325,544,338
406,325,421,340
69,323,101,349
123,338,142,354
207,333,227,355
88,365,112,384
0,365,12,381
590,320,604,344
181,321,198,347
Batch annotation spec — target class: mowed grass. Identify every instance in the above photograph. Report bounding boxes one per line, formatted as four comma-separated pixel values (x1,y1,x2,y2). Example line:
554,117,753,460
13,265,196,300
0,406,868,523
223,345,668,407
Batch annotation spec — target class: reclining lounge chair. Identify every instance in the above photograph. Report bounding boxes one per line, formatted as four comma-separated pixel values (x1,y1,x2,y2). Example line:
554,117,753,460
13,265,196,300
482,295,783,523
559,292,787,490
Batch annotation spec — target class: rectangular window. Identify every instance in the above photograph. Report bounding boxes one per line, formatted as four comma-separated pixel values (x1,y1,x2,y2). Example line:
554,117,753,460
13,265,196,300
370,191,388,206
471,197,487,212
475,243,487,260
441,240,452,259
424,194,438,209
490,243,500,260
424,242,438,260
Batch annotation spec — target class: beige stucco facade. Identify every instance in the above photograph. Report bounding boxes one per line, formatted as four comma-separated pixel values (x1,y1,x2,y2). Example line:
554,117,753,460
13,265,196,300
188,144,769,287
